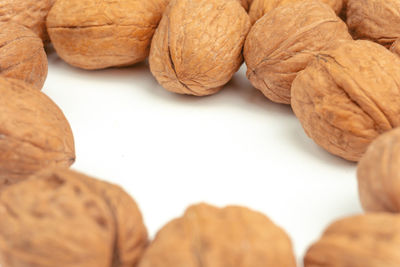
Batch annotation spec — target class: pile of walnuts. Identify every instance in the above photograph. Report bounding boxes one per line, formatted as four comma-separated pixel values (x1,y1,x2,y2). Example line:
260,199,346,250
1,0,400,266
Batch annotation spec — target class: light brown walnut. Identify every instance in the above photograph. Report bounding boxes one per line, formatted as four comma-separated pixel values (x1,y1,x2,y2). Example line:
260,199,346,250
357,128,400,212
149,0,251,96
391,38,400,57
291,40,400,161
347,0,400,47
0,22,47,90
0,0,55,41
305,213,400,267
0,77,75,188
46,0,169,70
244,0,351,104
0,168,148,267
139,203,296,267
249,0,344,24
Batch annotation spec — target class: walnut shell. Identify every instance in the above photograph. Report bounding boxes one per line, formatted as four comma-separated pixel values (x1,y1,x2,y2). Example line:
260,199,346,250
240,0,254,11
0,77,75,188
347,0,400,47
139,203,296,267
0,0,55,41
0,22,48,90
304,213,400,266
149,0,251,96
0,168,148,267
390,38,400,57
244,0,351,104
291,40,400,162
357,128,400,212
46,0,169,70
249,0,344,24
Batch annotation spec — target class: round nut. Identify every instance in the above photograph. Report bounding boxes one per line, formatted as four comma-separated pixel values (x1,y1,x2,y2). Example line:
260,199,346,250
0,168,148,267
149,0,251,96
0,22,48,90
0,0,55,41
139,203,296,267
304,213,400,266
0,77,75,188
357,128,400,212
291,40,400,161
347,0,400,47
244,0,351,104
249,0,344,24
46,0,169,70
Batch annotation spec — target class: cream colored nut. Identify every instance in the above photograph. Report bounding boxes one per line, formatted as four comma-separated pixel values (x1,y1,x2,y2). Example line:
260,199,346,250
305,213,400,266
357,128,400,212
249,0,344,24
291,40,400,161
47,0,169,70
0,77,75,188
139,203,296,267
347,0,400,47
244,0,351,104
0,0,55,41
149,0,251,96
0,168,148,267
0,22,47,90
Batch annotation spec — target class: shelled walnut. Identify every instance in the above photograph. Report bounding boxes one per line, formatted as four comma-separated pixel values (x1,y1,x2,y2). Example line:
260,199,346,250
358,128,400,212
0,0,55,41
46,0,169,70
0,77,75,188
244,0,351,104
291,40,400,161
249,0,344,24
304,213,400,266
0,168,148,267
347,0,400,47
149,0,250,96
139,203,296,267
0,22,47,90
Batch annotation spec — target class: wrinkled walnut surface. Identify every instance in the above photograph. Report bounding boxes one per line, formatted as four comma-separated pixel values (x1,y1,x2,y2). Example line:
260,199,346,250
249,0,344,24
358,128,400,212
291,40,400,161
0,22,47,90
0,77,75,188
0,0,55,41
139,203,296,267
240,0,254,11
149,0,250,96
347,0,400,47
391,38,400,57
0,168,148,267
47,0,169,70
305,213,400,267
244,0,351,104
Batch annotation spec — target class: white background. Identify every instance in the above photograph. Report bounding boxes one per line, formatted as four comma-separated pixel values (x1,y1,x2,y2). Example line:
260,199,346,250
44,47,362,266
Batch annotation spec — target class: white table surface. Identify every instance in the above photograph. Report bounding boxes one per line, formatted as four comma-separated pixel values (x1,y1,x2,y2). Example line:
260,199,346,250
44,47,362,266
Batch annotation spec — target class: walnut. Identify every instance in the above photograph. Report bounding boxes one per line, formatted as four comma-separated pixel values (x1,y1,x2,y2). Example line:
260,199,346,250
46,0,169,70
0,77,75,188
0,22,47,90
149,0,251,96
291,40,400,162
139,203,296,267
347,0,400,48
390,38,400,57
0,168,148,267
304,213,400,266
244,0,351,104
240,0,254,11
0,0,55,41
357,128,400,212
249,0,344,24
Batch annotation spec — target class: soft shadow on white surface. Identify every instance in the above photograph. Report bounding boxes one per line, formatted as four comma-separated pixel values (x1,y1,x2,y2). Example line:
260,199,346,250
43,56,361,266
